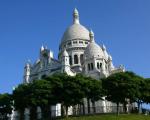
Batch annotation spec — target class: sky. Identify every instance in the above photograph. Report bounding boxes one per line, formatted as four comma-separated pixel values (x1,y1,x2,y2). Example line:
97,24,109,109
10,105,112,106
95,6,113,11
0,0,150,94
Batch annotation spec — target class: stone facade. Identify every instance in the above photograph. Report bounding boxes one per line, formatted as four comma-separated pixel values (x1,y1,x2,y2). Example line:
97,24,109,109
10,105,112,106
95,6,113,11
23,8,124,84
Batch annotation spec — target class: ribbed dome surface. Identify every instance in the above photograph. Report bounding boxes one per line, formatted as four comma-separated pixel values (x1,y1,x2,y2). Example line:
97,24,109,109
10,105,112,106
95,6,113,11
61,24,90,42
84,42,104,59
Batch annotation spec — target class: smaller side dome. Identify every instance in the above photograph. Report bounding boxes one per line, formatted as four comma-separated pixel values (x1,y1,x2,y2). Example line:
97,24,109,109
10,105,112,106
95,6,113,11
84,30,104,59
62,49,69,57
84,42,104,59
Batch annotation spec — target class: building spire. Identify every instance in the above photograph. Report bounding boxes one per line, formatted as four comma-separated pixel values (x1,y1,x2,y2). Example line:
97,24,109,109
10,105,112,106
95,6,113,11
73,8,80,24
40,45,44,52
89,29,95,42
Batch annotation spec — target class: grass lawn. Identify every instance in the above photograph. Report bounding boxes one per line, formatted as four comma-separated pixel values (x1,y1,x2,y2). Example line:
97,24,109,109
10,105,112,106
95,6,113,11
61,114,150,120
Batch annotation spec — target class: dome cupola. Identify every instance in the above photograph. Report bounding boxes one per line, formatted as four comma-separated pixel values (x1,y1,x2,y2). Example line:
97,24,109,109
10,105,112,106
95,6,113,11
60,8,90,44
84,30,104,59
89,30,95,42
62,49,69,57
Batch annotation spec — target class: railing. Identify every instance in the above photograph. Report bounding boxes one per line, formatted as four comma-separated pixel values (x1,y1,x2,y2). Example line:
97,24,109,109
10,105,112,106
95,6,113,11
6,106,150,120
69,106,131,115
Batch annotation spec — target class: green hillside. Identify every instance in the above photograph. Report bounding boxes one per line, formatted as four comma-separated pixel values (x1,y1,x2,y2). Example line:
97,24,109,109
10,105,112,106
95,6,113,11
61,114,150,120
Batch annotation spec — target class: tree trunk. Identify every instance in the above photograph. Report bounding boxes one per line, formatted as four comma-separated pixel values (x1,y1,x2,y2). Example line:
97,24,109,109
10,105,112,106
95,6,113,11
19,109,24,120
123,102,127,113
78,104,80,115
137,100,141,114
41,106,51,120
79,104,82,115
82,103,85,115
48,106,52,119
87,98,90,114
65,106,68,118
30,107,37,120
92,101,96,114
116,102,119,116
137,101,140,114
61,104,65,117
4,113,8,120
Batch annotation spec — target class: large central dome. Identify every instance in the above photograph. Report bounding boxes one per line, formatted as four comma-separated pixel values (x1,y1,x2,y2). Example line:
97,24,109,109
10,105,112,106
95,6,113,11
61,8,90,43
61,24,90,42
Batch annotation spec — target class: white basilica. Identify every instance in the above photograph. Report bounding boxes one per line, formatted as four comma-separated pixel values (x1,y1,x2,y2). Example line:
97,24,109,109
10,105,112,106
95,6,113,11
18,8,125,118
23,8,124,84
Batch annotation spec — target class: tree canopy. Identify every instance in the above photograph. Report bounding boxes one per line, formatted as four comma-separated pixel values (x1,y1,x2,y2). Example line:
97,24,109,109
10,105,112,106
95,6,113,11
142,78,150,104
102,71,144,115
9,71,150,119
0,93,13,120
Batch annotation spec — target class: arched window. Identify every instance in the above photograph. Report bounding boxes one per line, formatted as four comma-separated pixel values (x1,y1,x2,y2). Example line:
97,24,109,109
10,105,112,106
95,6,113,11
100,63,102,68
74,55,78,64
69,56,72,65
80,54,84,65
97,62,100,69
91,63,94,70
88,64,90,71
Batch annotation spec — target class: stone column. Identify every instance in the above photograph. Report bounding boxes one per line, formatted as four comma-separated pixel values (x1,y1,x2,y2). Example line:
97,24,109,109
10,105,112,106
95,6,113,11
78,54,81,65
72,54,74,65
102,97,107,113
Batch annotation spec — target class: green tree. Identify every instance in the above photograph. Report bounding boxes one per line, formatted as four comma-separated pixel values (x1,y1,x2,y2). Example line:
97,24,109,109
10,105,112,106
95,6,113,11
123,72,144,113
13,80,54,120
75,74,103,114
0,93,13,120
142,78,150,104
102,71,143,115
89,79,103,113
48,73,85,118
29,80,53,119
45,74,65,116
13,84,31,120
